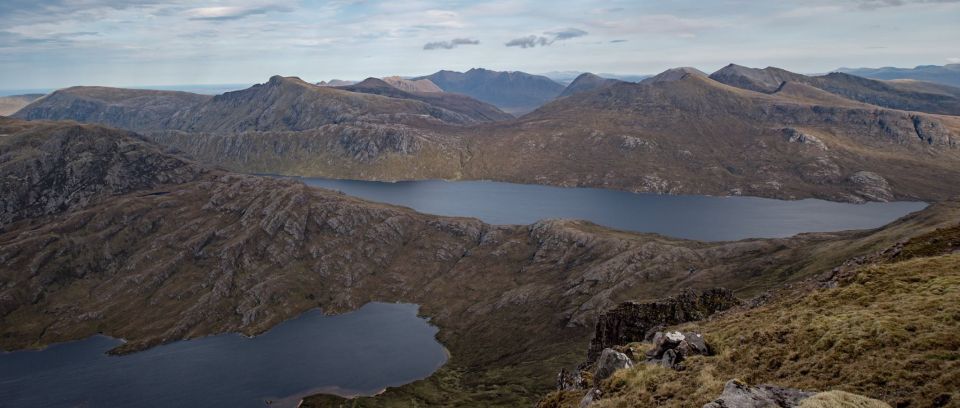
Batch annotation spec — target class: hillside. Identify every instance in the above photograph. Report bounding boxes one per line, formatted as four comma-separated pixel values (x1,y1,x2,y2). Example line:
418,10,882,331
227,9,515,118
12,87,212,130
838,64,960,88
710,64,960,115
414,68,565,115
0,94,44,116
537,224,960,407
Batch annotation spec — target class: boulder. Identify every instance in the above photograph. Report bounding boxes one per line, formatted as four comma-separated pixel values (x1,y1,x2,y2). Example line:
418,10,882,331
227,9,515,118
593,348,634,383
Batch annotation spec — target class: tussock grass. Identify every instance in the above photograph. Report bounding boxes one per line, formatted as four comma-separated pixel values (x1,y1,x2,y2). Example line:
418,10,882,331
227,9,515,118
798,391,890,408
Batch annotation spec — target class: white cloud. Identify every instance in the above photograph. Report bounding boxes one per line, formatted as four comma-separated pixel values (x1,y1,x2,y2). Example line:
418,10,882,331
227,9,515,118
948,57,960,63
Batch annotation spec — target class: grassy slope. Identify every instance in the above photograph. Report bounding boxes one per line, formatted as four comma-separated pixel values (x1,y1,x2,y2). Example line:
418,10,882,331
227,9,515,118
541,226,960,408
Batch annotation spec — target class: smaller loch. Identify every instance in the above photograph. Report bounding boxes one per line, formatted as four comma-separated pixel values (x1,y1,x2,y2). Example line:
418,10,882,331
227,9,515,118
0,302,447,408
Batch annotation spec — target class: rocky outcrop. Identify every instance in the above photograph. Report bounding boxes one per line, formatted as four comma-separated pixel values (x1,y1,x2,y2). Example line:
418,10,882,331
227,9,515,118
780,127,828,150
586,288,741,362
849,171,893,202
703,380,815,408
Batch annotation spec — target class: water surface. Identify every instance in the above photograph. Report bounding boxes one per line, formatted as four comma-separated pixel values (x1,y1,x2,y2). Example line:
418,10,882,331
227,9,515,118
0,302,446,408
300,178,926,241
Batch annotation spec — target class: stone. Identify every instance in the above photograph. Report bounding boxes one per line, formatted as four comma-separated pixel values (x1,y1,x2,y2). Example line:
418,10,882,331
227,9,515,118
593,348,634,383
703,379,815,408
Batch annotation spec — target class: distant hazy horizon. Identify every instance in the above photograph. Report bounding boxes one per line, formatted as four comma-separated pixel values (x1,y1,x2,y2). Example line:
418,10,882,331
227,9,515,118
2,0,958,89
2,61,957,96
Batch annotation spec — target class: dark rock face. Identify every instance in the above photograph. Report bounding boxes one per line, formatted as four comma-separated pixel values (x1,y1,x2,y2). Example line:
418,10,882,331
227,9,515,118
586,288,741,362
702,380,815,408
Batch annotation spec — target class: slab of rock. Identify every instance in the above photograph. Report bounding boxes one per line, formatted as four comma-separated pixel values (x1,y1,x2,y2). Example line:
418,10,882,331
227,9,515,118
703,380,815,408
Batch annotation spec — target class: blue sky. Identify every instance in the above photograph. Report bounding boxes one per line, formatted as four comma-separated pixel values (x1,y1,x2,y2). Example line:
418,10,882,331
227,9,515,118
1,0,958,89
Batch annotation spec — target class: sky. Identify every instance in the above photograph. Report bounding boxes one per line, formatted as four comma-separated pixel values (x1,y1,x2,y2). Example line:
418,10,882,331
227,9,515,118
1,0,959,90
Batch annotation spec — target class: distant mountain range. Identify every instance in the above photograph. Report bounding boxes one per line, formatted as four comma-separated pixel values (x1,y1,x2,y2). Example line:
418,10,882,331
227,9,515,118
13,63,960,203
413,68,566,115
837,64,960,88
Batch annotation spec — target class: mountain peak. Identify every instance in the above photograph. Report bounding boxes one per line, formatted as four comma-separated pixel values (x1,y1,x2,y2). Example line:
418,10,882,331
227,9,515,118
641,67,708,84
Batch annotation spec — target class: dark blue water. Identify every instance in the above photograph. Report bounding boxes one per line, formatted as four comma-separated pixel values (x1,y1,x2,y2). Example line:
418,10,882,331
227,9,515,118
300,178,927,241
0,303,446,408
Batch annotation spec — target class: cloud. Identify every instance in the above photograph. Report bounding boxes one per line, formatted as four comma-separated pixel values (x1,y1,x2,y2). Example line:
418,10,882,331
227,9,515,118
423,37,479,50
610,39,628,43
854,0,960,9
505,35,550,48
505,27,588,48
547,28,587,41
948,57,960,63
0,30,98,49
185,5,292,21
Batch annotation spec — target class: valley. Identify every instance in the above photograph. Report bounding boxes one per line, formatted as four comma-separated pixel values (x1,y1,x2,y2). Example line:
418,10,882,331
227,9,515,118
1,117,958,406
4,1,960,406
